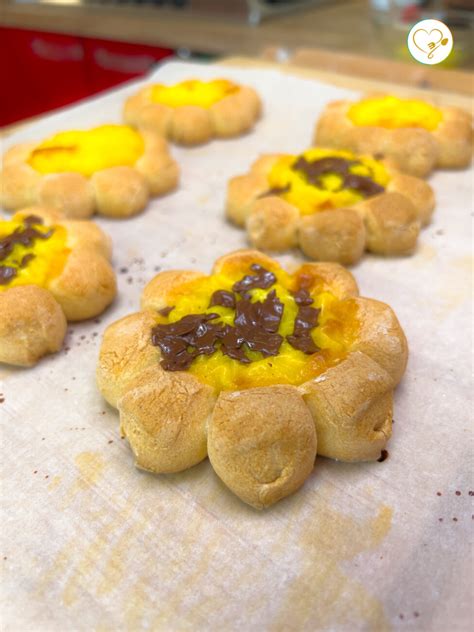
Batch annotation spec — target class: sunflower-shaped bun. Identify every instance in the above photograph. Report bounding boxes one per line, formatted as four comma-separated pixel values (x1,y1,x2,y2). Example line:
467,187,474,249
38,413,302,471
314,95,472,177
0,207,116,366
124,78,261,146
1,125,179,218
227,148,435,264
97,250,407,509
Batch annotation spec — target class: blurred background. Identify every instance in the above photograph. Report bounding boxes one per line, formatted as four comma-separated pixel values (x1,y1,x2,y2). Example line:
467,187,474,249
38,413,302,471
1,0,473,127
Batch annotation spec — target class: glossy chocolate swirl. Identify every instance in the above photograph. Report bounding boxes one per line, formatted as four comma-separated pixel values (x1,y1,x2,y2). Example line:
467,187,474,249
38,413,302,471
151,266,322,371
0,216,53,285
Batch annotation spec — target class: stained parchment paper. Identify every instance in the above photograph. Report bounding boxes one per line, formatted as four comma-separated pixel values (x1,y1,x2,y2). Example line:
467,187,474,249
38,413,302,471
1,60,472,632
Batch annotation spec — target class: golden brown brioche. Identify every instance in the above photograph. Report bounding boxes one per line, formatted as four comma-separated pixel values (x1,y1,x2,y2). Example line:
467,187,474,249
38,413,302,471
300,352,393,462
97,250,408,509
119,366,215,474
208,386,317,509
97,311,161,408
0,285,67,367
314,96,472,177
1,126,178,218
123,79,261,146
0,208,116,366
226,150,434,264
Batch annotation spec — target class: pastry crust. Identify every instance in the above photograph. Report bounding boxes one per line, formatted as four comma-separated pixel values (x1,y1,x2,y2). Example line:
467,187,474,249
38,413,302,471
0,208,116,366
97,250,407,509
1,128,178,218
124,81,261,146
314,98,472,177
208,386,317,509
226,152,434,264
0,285,67,367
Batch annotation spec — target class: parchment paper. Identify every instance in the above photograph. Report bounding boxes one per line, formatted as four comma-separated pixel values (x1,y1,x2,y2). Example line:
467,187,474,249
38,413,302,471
1,60,472,632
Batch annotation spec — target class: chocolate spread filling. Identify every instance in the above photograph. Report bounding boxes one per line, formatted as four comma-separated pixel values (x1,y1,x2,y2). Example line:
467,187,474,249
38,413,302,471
261,155,385,199
0,216,53,285
209,290,236,309
293,155,385,197
232,263,276,296
151,266,323,371
286,289,321,354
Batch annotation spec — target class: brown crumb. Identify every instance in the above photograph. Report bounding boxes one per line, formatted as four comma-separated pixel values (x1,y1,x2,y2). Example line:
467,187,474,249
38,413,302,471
436,492,442,496
0,396,4,404
377,450,389,462
414,612,420,618
438,518,443,522
108,440,113,444
452,517,458,522
455,491,461,496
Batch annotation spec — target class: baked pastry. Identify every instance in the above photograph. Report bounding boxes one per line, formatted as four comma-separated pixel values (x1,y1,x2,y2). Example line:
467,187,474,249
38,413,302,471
315,95,472,177
0,207,116,366
226,148,435,264
124,78,261,146
1,124,179,218
97,250,407,509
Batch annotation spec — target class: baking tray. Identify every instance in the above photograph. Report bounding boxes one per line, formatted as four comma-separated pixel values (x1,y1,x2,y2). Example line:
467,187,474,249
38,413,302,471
1,60,472,631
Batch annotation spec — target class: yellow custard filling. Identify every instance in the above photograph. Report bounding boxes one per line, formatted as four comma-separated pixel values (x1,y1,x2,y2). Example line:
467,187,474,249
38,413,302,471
154,261,359,392
0,217,69,290
150,79,239,108
347,95,443,131
27,125,145,177
267,148,389,215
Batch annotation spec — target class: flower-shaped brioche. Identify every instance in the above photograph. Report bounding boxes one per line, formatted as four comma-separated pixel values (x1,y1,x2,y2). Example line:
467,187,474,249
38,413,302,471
0,207,115,366
226,148,434,265
124,78,261,146
314,95,472,177
97,250,407,509
1,125,179,218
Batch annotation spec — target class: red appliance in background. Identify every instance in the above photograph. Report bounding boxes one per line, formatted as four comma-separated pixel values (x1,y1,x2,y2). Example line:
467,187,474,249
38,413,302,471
0,27,174,128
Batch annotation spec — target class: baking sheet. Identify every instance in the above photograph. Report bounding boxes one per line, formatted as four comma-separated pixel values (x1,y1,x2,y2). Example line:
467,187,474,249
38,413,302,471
1,60,472,632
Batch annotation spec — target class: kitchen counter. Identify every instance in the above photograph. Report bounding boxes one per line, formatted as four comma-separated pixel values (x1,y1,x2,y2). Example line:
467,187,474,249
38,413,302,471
0,1,431,61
